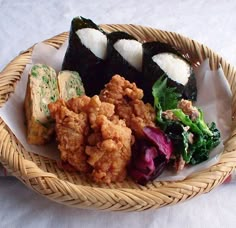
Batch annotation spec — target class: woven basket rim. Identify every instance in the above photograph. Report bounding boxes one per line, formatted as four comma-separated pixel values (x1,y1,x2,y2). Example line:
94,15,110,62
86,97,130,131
0,24,236,211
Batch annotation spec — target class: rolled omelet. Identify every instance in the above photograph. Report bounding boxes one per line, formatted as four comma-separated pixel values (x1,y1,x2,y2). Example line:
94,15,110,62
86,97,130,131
58,70,85,101
24,64,59,145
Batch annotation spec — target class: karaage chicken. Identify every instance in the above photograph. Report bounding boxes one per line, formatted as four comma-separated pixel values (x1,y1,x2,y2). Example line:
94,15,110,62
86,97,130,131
48,99,91,173
99,75,156,138
49,95,132,183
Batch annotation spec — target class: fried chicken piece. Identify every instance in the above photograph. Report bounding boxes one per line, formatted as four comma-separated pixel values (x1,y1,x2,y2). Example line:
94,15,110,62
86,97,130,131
85,115,132,184
66,95,91,113
48,99,91,173
50,95,131,183
129,100,157,137
100,75,156,138
67,95,114,119
99,74,143,105
86,96,115,130
67,95,132,183
67,95,115,129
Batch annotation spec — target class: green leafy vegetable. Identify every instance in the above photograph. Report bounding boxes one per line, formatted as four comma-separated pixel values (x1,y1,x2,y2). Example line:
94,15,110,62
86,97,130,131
171,109,202,135
152,77,221,166
189,122,220,164
152,76,180,111
171,108,213,136
152,76,180,124
196,109,213,136
165,122,193,163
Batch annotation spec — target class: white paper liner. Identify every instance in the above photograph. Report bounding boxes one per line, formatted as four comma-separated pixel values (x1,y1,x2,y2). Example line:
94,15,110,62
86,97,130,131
0,40,232,181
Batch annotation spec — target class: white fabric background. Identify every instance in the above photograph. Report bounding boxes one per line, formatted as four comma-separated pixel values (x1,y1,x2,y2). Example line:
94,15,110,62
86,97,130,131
0,0,236,227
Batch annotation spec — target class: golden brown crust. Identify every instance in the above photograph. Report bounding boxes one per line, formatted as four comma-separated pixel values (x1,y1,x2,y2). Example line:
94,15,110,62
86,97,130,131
85,115,132,184
100,75,156,138
48,99,91,173
49,95,132,183
100,75,143,105
66,95,91,113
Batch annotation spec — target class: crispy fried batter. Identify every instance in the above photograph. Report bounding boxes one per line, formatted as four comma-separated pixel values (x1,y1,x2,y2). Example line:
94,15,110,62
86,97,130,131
49,75,157,183
67,95,115,124
49,94,132,183
100,75,156,137
66,95,91,113
86,115,132,184
99,74,143,104
48,99,91,173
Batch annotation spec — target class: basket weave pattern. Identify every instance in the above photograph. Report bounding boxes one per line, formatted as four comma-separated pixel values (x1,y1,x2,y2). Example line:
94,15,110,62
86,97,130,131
0,25,236,211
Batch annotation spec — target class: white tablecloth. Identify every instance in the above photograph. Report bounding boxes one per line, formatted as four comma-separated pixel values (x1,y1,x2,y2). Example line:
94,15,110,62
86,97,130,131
0,0,236,227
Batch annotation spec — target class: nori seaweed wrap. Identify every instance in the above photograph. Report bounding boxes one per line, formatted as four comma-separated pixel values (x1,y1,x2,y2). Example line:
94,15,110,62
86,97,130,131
142,42,197,103
62,16,108,96
105,31,143,89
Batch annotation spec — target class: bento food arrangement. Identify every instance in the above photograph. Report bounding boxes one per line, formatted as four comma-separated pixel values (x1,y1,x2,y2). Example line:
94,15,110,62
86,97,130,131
24,16,221,185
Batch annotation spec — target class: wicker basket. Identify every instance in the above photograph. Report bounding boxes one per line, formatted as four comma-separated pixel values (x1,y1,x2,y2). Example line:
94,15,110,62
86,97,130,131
0,24,236,211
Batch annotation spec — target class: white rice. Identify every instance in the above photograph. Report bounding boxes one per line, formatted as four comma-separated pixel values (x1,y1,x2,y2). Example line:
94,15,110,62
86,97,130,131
114,39,143,72
76,28,107,60
152,53,190,85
